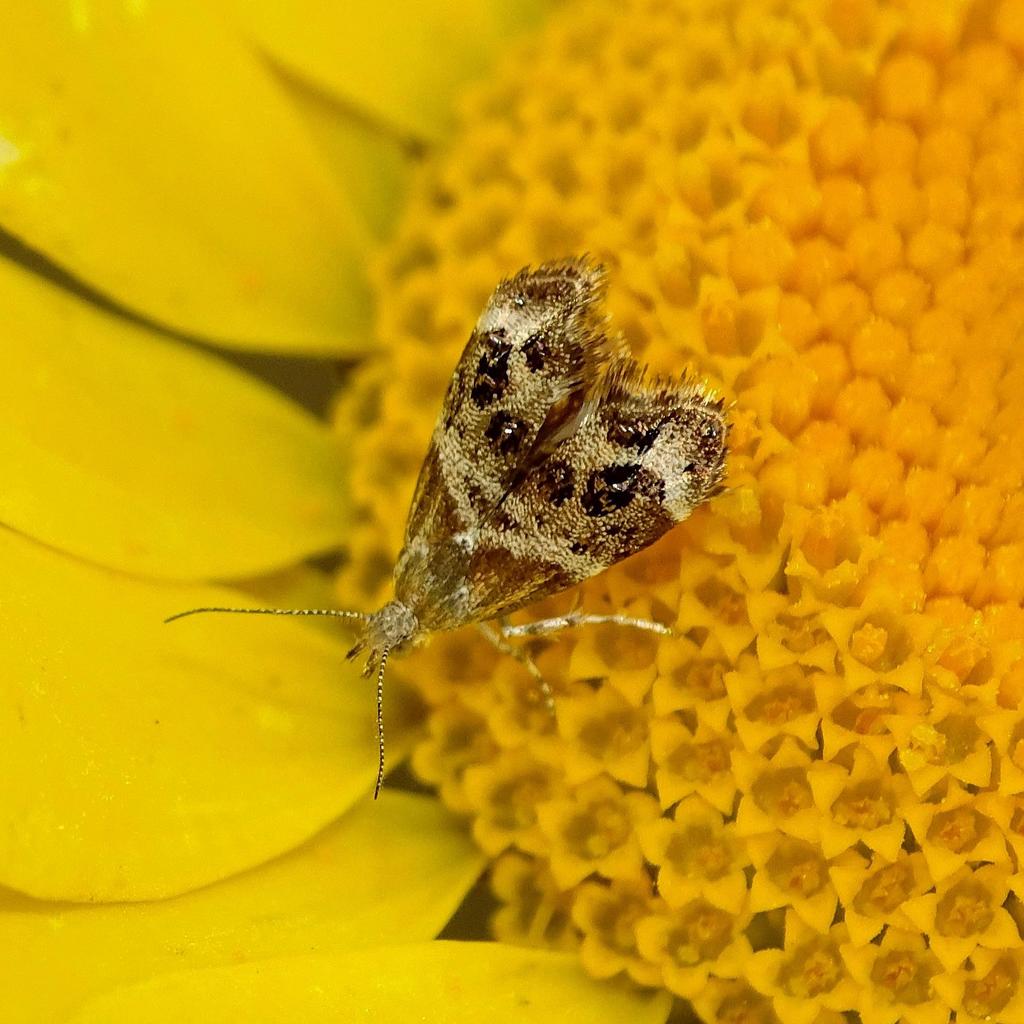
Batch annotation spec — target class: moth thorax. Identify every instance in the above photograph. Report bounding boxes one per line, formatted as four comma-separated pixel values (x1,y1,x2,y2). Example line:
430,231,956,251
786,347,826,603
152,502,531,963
365,600,420,654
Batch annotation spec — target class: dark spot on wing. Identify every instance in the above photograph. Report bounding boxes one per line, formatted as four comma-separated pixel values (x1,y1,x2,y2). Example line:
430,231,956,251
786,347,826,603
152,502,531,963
495,509,519,532
607,417,661,453
471,330,513,408
702,415,724,444
466,483,486,513
697,414,726,460
485,411,530,456
570,540,588,555
539,459,575,506
688,406,729,495
643,471,666,504
582,463,640,516
581,463,664,517
522,332,548,371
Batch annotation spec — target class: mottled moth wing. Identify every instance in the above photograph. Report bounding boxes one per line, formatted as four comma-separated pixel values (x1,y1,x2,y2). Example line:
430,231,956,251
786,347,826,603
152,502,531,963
462,358,728,621
395,257,617,628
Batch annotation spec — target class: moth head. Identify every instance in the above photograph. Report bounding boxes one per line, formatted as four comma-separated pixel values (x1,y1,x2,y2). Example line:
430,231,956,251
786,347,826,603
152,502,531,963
338,600,421,800
351,600,420,661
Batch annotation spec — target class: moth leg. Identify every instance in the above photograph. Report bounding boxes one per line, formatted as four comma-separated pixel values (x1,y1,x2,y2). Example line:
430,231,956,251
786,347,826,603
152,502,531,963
476,623,556,715
501,613,678,640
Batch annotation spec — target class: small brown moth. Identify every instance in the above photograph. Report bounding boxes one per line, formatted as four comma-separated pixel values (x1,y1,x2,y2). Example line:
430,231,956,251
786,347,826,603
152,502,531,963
168,257,728,798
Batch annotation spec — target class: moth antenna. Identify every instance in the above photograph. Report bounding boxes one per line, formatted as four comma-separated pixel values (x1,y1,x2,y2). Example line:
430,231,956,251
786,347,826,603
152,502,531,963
164,606,368,625
373,649,390,800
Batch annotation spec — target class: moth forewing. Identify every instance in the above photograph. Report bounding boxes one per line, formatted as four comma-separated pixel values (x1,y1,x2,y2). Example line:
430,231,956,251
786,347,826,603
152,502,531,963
166,257,729,801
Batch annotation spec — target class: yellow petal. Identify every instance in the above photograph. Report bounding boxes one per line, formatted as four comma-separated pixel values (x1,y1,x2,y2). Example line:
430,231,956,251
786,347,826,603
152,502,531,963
239,564,345,631
276,69,415,241
0,0,372,352
68,943,673,1024
228,0,550,141
0,527,412,902
1,792,483,1024
0,259,350,580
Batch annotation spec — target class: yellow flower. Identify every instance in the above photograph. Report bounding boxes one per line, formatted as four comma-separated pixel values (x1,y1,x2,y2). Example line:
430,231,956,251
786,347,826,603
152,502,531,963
536,775,661,889
746,914,860,1017
1,2,671,1022
340,0,1024,1019
636,796,749,915
843,927,948,1024
831,848,933,944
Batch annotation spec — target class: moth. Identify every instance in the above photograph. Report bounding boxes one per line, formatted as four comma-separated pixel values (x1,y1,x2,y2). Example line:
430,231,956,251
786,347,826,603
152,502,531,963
168,257,728,798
